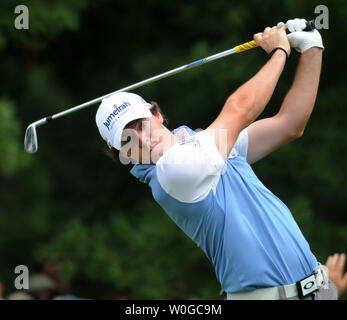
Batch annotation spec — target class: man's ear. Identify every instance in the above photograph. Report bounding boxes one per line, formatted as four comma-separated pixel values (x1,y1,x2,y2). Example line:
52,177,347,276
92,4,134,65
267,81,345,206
156,111,164,124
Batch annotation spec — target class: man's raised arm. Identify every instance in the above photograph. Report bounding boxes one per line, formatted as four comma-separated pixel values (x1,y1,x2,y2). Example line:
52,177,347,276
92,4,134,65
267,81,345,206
246,19,324,164
207,25,290,160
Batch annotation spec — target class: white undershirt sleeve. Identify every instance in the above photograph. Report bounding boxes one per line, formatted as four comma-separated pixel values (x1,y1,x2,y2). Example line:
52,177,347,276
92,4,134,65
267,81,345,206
229,128,249,160
156,130,226,203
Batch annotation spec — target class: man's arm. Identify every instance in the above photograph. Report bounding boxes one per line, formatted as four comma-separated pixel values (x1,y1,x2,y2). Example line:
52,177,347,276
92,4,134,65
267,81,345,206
206,25,290,160
246,47,323,164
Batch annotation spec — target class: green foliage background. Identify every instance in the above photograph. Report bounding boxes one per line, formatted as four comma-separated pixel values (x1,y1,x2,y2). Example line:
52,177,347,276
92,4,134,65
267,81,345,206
0,0,346,299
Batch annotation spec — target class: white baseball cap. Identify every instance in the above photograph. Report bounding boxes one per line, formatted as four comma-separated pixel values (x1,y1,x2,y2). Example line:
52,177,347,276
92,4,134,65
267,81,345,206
95,92,152,150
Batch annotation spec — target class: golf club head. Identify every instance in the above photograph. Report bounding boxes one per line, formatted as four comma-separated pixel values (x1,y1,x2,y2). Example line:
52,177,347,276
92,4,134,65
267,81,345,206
24,124,38,153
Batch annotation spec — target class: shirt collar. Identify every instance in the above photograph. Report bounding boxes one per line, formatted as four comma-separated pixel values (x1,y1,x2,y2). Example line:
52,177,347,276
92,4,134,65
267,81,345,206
130,125,196,181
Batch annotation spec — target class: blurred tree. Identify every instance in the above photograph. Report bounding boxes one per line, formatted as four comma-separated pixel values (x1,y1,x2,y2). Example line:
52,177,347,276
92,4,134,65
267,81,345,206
34,201,219,299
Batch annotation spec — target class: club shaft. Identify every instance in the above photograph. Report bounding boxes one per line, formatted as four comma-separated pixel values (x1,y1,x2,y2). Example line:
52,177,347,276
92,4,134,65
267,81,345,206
36,47,237,126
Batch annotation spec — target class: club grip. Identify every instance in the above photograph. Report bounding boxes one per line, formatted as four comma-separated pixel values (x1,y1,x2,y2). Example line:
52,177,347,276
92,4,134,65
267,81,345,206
303,20,315,31
235,20,316,54
286,19,316,33
235,40,259,53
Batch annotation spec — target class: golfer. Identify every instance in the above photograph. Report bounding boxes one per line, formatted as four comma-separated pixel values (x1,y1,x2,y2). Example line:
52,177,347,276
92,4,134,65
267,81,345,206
96,19,337,300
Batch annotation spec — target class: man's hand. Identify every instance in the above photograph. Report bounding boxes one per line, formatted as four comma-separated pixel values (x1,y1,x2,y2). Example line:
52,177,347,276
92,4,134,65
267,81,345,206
253,25,290,57
325,253,347,297
278,18,324,53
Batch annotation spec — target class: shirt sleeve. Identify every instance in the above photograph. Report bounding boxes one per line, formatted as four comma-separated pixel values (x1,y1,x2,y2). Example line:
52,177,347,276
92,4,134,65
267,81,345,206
229,128,249,160
156,130,226,203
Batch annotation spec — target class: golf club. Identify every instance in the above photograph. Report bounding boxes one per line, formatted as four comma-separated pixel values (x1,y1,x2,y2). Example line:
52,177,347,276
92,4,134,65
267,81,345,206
24,20,315,153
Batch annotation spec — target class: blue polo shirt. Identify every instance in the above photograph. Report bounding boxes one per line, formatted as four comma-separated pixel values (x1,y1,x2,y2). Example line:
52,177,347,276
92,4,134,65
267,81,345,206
130,125,318,293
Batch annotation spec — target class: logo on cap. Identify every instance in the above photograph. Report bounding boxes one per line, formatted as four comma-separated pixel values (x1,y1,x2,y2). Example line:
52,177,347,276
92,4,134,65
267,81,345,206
103,101,131,131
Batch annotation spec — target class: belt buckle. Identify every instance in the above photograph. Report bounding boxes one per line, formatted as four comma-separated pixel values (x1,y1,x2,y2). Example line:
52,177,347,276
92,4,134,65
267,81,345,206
296,274,318,298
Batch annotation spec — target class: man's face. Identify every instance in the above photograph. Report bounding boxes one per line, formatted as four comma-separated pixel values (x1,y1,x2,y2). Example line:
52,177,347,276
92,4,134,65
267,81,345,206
120,112,176,164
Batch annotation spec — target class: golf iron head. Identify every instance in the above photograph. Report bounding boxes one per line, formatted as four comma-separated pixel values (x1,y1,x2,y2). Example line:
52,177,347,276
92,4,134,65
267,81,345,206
24,123,38,153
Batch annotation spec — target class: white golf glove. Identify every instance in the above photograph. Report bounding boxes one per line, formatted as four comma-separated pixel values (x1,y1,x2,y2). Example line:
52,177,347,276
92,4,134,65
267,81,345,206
277,18,324,53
